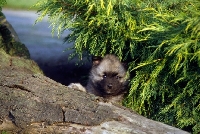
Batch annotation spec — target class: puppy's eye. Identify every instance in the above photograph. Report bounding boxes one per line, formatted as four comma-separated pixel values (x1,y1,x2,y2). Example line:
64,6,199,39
103,74,107,78
116,76,121,79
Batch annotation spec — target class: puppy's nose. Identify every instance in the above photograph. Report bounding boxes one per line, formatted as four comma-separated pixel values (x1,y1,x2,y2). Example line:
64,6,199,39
107,84,112,89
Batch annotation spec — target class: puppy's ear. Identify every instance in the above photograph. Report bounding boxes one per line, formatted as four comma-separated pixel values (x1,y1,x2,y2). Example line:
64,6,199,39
121,62,128,70
92,56,103,66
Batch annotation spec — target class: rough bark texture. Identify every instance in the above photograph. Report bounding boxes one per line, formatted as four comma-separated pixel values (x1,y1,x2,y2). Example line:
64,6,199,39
0,12,189,134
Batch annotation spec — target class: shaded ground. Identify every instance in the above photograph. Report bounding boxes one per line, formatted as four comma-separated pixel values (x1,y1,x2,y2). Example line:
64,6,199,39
2,9,91,86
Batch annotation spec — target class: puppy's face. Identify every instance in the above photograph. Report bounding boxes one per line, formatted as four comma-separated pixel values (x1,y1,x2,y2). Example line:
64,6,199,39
88,54,128,97
95,71,126,96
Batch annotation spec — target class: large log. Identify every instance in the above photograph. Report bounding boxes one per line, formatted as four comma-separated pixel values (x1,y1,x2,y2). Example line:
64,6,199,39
0,49,189,134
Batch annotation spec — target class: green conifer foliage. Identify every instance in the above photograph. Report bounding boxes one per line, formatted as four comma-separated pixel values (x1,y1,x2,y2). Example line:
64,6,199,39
36,0,200,133
124,1,200,133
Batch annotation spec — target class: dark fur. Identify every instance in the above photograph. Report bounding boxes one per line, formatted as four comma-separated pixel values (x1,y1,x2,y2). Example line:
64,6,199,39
86,54,128,103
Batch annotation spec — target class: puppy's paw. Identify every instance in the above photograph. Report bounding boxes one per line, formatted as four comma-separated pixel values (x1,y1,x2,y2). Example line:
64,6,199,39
68,83,86,92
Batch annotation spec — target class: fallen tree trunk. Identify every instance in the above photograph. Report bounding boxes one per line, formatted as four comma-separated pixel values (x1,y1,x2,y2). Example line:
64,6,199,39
0,49,189,134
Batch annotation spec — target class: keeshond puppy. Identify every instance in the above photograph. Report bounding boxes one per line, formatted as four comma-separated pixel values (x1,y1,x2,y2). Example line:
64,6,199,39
86,54,128,103
68,54,128,103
